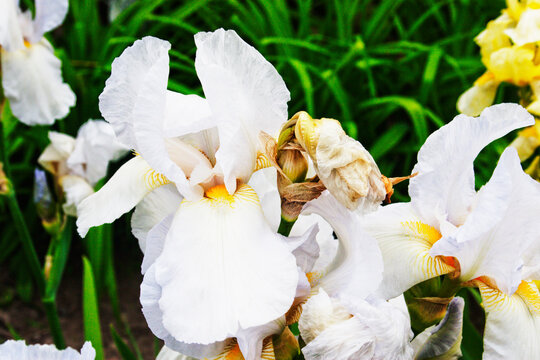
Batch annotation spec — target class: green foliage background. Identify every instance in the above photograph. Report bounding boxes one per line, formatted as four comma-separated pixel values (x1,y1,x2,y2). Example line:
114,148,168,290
0,0,516,359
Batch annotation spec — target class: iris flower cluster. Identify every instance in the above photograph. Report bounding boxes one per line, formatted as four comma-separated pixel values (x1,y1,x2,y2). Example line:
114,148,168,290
0,0,539,358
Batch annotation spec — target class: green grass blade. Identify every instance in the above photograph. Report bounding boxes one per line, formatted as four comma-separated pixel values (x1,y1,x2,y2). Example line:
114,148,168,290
83,256,104,360
110,325,137,360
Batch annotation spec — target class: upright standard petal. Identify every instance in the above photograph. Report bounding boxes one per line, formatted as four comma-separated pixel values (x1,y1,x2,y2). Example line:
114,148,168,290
76,156,169,237
431,148,540,294
0,0,24,50
362,203,454,300
479,281,540,360
144,184,298,344
410,103,533,228
1,39,76,125
302,191,383,299
31,0,68,42
194,29,290,193
99,37,199,198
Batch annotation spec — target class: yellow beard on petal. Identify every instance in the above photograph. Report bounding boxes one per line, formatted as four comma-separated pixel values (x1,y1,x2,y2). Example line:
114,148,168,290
401,220,455,278
208,337,276,360
203,183,259,206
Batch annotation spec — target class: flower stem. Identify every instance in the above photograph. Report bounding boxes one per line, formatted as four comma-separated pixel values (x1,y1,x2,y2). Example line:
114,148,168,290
1,98,65,348
42,298,66,349
4,184,45,295
278,216,296,236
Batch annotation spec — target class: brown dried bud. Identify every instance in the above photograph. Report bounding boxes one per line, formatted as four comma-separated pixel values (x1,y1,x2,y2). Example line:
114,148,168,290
294,111,386,211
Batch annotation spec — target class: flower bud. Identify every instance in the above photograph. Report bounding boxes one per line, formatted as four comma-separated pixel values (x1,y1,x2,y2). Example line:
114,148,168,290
0,163,9,195
277,146,308,184
294,111,386,211
33,169,61,233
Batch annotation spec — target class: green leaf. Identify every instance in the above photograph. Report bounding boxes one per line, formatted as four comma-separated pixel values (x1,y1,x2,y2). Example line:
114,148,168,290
110,325,137,360
369,123,409,160
83,256,104,360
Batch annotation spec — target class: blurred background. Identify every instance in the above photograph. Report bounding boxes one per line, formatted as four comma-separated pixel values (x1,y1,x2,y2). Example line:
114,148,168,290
0,0,511,359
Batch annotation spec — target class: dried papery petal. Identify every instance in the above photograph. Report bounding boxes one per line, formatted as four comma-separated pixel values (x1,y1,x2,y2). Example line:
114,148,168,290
294,112,386,211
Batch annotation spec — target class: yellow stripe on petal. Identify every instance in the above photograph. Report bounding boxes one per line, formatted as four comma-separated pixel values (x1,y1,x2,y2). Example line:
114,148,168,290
479,279,540,359
143,168,170,189
255,151,273,171
261,339,276,360
477,280,510,312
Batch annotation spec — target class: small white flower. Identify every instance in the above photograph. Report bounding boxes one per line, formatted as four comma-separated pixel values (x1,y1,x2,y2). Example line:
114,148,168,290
0,0,75,125
0,340,95,360
38,120,128,215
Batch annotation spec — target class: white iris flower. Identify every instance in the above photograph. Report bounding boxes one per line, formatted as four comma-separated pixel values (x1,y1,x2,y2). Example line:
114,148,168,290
38,120,128,216
0,0,75,125
76,29,309,356
362,103,540,359
0,340,95,360
294,191,414,360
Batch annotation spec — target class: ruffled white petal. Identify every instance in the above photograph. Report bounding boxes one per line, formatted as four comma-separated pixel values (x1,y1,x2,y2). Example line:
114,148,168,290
298,288,351,344
300,289,414,360
283,222,320,273
194,28,290,193
504,9,540,46
0,340,96,360
131,184,182,251
99,36,201,199
0,0,24,50
140,266,228,358
410,103,533,229
1,39,75,125
141,213,173,274
67,120,129,185
76,156,166,237
143,184,297,344
457,79,499,117
60,175,95,217
31,0,68,42
236,317,285,360
431,148,540,294
479,281,540,360
303,191,383,299
290,213,337,274
362,202,455,300
247,167,281,232
156,346,197,360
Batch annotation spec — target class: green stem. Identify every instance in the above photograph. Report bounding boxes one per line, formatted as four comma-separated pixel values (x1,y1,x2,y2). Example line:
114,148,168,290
278,216,296,236
1,98,65,347
5,188,45,295
42,298,66,349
